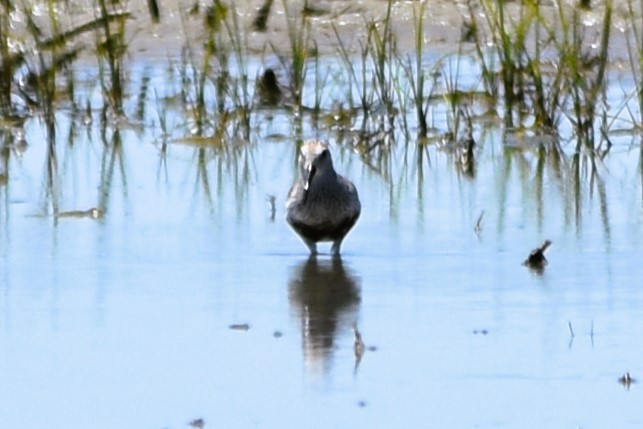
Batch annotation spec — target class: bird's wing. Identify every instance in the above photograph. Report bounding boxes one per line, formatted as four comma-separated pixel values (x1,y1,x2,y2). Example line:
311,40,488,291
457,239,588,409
285,180,305,209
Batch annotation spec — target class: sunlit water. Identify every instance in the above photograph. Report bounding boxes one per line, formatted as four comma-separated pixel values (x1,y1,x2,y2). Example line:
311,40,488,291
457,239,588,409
1,61,643,429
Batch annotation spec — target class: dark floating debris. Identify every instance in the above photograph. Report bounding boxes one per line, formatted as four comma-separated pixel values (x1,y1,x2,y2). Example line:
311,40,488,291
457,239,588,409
228,323,250,331
273,330,283,338
357,400,367,408
523,239,552,270
619,372,636,388
189,418,205,428
473,329,489,335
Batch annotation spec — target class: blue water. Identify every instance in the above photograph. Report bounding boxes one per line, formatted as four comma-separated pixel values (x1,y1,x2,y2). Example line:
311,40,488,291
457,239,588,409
1,62,642,428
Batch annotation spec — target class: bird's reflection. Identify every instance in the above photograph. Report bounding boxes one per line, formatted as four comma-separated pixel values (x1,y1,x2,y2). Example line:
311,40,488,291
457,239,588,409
288,256,361,373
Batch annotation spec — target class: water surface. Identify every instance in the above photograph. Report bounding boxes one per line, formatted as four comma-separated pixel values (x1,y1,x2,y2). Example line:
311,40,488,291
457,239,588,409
1,63,643,429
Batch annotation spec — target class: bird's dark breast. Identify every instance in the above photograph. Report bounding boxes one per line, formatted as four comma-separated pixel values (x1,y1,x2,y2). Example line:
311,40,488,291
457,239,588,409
287,213,359,242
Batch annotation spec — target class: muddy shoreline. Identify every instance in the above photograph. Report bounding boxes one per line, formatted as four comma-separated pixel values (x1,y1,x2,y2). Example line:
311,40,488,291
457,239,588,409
11,0,635,63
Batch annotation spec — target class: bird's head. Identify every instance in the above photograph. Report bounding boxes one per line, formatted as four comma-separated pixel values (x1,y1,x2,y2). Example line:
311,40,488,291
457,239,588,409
299,140,335,191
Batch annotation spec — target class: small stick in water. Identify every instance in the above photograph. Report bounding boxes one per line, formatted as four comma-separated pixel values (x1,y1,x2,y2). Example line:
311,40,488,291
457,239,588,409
353,323,365,373
266,195,276,221
353,323,365,359
229,323,250,331
619,372,636,389
474,210,484,234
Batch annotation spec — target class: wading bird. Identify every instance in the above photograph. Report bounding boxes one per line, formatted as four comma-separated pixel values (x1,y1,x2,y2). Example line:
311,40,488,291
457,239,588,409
286,140,360,256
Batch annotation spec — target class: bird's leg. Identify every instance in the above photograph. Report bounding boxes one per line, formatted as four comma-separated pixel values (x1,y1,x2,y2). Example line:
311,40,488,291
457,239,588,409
305,239,318,255
330,239,343,256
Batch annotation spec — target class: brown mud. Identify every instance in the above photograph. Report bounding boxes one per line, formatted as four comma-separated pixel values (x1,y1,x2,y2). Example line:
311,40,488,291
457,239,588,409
9,0,637,62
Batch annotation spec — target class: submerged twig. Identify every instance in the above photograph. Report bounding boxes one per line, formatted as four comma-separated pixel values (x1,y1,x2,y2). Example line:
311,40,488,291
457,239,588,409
567,321,575,348
474,210,485,234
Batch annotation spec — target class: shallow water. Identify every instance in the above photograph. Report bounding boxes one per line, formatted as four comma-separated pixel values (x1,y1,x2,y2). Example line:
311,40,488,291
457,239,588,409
1,62,643,429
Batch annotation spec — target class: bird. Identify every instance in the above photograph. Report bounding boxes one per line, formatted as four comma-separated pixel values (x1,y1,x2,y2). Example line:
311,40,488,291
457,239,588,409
286,140,361,256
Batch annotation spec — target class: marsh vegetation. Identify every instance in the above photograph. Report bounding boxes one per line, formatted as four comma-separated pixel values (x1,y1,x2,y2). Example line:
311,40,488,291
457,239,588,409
0,0,642,219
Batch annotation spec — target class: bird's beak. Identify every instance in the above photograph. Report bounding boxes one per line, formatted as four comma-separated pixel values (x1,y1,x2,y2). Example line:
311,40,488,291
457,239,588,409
304,164,316,191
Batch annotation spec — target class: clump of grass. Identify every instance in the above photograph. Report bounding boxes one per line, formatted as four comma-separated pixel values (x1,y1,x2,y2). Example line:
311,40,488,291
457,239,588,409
204,0,229,122
331,0,402,148
469,0,560,130
0,0,632,190
467,0,614,145
625,0,643,129
177,0,228,136
333,24,372,122
275,0,312,115
399,0,433,138
477,0,541,128
440,52,467,142
0,6,20,114
366,0,397,130
224,1,252,139
556,0,612,150
1,0,93,115
95,0,129,116
465,0,499,114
